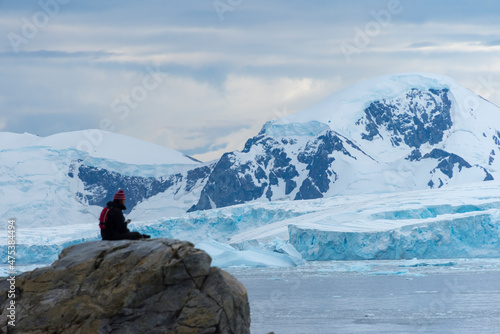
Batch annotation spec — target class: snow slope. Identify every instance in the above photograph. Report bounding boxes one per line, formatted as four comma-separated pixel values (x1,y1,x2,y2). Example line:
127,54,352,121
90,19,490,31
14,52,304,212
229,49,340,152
0,130,203,227
0,130,198,165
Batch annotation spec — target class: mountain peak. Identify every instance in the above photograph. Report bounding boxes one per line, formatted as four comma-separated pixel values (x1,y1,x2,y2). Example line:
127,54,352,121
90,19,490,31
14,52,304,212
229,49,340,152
268,72,500,162
188,72,500,211
275,72,464,128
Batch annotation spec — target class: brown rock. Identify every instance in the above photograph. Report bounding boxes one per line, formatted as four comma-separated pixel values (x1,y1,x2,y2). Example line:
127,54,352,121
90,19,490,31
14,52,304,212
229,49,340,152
0,239,250,333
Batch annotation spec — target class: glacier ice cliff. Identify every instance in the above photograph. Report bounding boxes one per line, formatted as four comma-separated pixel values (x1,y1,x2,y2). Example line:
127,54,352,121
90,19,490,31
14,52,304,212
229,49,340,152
290,212,500,261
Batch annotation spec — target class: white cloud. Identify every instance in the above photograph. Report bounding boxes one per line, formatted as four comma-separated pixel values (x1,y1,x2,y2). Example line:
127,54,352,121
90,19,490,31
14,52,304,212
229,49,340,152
2,1,500,160
111,74,342,161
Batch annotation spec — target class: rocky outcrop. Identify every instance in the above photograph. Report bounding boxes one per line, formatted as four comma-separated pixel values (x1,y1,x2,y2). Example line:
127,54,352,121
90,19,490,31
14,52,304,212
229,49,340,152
0,239,250,334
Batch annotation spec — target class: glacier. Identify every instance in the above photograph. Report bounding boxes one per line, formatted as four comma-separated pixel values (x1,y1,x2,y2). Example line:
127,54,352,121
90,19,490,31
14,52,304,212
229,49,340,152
3,181,500,275
289,212,500,261
229,181,500,261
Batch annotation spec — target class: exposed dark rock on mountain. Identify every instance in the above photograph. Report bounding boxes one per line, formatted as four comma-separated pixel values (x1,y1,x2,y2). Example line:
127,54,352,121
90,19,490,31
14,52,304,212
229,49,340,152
358,88,453,147
188,127,370,211
70,161,212,212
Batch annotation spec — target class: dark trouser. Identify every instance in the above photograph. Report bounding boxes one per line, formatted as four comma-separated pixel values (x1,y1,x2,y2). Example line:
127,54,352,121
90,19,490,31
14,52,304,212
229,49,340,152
102,231,143,241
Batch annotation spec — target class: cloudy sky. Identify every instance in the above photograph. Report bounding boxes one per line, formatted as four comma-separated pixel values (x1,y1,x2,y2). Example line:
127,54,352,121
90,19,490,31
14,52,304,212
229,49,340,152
1,0,500,161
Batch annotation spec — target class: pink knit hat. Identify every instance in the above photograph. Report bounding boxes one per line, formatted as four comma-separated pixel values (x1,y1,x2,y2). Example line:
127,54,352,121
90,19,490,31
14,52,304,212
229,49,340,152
113,189,126,200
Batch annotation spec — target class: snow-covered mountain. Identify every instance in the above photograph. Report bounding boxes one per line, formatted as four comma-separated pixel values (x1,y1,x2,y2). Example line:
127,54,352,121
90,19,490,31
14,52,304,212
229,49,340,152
0,130,205,226
3,72,500,228
5,72,500,271
189,73,500,211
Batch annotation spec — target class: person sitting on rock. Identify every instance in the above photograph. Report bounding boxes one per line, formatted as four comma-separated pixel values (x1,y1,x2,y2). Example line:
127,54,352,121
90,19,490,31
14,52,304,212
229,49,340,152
99,190,150,240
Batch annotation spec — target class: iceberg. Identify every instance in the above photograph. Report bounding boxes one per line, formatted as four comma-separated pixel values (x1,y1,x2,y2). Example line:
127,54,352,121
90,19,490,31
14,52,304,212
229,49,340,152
196,238,301,268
